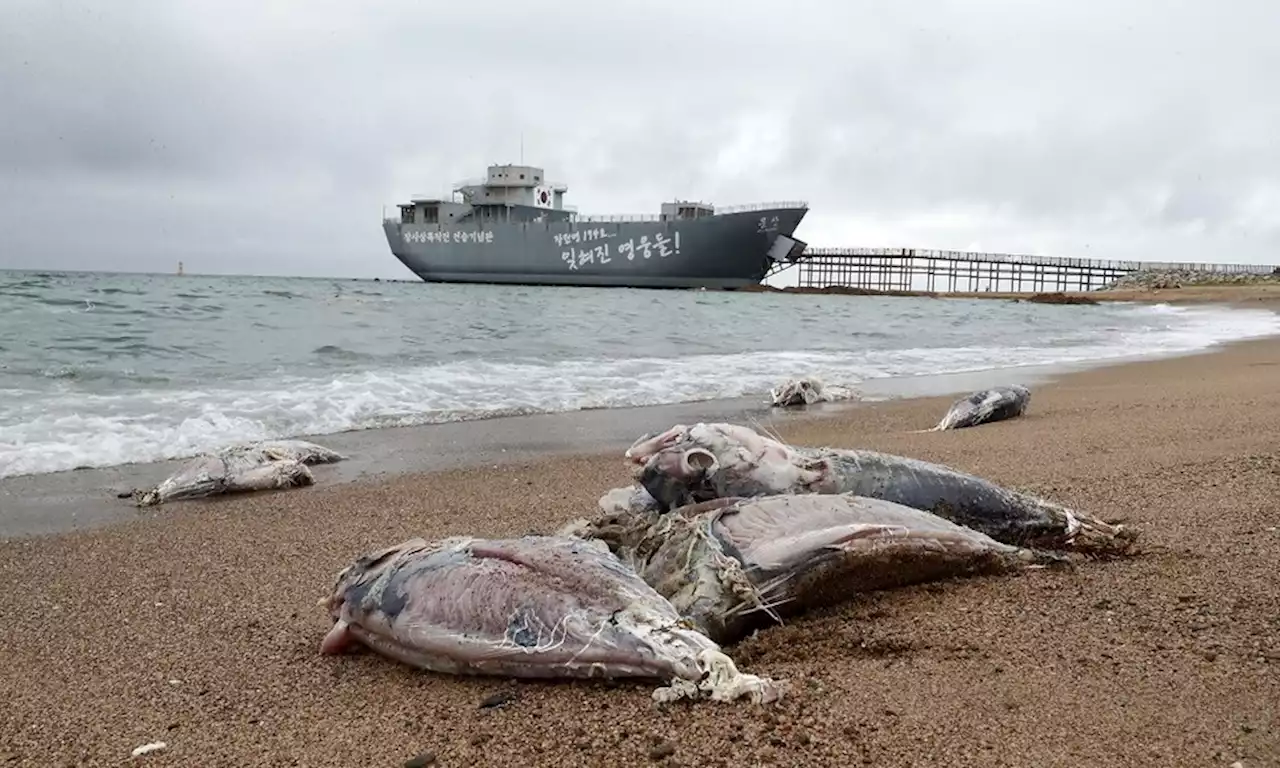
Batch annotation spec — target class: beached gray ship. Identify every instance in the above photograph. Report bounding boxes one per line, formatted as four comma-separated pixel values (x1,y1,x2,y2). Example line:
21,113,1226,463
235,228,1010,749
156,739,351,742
383,164,809,289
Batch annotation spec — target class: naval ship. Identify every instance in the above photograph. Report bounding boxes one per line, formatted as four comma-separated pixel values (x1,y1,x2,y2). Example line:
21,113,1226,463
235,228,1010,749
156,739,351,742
382,163,810,289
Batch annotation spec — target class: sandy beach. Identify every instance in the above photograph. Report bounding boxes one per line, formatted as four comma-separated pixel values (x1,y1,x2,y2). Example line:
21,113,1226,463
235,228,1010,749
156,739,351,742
3,301,1280,766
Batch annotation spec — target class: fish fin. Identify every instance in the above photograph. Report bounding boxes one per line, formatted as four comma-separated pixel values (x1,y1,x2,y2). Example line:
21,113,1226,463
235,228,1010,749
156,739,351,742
319,619,355,654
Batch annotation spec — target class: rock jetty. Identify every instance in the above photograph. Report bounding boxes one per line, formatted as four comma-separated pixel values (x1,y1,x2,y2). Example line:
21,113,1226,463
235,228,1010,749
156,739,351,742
1101,267,1280,291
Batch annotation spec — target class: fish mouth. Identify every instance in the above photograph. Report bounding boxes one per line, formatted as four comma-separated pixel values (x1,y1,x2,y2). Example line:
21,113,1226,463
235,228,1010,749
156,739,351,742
624,426,688,466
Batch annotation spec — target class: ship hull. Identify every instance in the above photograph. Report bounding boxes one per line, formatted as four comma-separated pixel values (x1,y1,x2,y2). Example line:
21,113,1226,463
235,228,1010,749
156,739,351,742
382,206,808,289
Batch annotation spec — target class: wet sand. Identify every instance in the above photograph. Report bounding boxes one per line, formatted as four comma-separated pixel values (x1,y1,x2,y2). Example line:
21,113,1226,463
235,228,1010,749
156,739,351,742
3,336,1280,765
740,281,1280,309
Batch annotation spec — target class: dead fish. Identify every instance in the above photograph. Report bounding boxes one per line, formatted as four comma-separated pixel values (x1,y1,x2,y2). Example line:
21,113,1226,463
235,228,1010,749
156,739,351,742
768,376,857,407
563,493,1066,645
318,534,786,705
127,439,346,507
925,385,1031,431
621,422,1136,556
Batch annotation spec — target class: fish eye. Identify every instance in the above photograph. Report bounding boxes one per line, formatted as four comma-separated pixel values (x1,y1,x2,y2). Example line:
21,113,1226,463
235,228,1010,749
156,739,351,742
685,450,716,470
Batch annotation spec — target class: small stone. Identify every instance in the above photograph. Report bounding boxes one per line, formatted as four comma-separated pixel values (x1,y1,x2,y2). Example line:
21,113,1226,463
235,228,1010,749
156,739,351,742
478,689,518,710
648,740,676,760
404,751,437,768
469,733,491,746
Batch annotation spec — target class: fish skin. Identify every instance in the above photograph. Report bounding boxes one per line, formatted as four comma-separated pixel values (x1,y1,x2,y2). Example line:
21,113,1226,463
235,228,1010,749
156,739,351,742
622,422,1137,556
132,439,344,506
321,535,751,683
573,493,1065,645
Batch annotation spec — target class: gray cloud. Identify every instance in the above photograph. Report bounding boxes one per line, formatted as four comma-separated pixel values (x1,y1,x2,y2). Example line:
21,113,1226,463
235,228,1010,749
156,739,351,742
2,0,1278,279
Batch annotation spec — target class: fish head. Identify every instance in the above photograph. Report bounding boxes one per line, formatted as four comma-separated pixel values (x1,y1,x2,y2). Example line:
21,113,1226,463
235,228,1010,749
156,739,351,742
625,422,807,509
321,537,440,620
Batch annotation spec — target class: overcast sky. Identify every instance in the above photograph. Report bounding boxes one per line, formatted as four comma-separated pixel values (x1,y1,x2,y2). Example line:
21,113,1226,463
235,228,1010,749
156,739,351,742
2,0,1278,279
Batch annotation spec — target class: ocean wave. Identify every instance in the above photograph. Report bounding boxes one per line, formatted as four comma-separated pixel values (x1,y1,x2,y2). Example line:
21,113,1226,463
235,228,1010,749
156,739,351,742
2,301,1277,479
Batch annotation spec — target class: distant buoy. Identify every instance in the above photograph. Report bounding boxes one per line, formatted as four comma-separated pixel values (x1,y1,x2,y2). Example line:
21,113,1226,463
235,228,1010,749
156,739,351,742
177,261,185,276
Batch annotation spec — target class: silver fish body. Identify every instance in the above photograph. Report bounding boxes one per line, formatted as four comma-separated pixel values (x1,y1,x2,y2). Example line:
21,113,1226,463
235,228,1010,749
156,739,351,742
623,422,1136,556
575,493,1063,645
319,534,785,703
132,439,345,506
933,385,1031,431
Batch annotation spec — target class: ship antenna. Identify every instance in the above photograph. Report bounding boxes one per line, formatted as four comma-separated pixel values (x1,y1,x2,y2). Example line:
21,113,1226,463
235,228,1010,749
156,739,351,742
520,132,524,164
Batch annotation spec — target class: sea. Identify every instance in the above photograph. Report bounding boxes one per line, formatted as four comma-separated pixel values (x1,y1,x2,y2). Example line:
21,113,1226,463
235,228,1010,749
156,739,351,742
2,269,1279,480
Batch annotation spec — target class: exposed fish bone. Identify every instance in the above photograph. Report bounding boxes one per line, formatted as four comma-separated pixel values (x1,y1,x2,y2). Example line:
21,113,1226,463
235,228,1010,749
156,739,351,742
318,534,786,705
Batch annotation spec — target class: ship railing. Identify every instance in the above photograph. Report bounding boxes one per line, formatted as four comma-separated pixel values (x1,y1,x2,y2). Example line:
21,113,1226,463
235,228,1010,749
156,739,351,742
570,200,809,223
571,212,665,223
714,200,809,214
403,188,467,201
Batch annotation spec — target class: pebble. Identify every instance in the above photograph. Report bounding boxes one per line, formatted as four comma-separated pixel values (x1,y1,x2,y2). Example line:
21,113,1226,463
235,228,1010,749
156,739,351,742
130,742,166,757
403,751,437,767
478,689,518,710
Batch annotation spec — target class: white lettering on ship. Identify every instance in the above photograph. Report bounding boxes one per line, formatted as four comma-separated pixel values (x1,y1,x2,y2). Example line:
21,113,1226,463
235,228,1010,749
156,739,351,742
757,215,780,233
561,244,613,270
562,231,681,270
403,230,495,244
554,228,613,247
616,231,681,261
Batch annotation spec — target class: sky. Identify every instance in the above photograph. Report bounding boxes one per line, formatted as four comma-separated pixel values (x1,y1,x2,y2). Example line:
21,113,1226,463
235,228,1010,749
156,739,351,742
2,0,1278,280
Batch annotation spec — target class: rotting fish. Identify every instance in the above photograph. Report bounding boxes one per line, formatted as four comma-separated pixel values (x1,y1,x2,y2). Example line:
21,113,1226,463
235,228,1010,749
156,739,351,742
768,376,857,407
562,492,1067,645
124,439,346,507
617,422,1137,556
598,484,662,516
924,385,1032,431
317,534,786,705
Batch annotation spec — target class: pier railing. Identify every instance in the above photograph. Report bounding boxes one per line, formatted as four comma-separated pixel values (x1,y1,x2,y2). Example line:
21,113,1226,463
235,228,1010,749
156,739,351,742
788,247,1279,293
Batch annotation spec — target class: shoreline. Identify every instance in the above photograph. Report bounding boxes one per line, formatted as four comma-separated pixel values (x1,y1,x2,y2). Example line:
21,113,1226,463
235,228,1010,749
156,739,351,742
5,287,1280,540
4,322,1276,540
2,333,1278,765
4,283,1277,495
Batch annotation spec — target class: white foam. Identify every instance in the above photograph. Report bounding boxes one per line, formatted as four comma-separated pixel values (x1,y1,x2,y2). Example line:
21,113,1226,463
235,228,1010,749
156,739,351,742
2,302,1277,478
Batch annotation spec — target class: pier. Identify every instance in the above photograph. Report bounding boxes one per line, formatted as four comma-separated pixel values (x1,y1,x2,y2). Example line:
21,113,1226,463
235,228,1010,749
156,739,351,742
777,248,1278,293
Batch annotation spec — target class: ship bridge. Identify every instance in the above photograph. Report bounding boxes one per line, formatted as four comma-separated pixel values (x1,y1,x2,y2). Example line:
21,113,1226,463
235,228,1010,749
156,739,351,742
659,200,715,220
454,164,569,211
